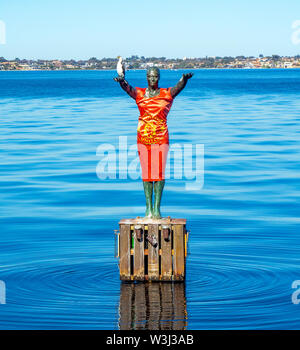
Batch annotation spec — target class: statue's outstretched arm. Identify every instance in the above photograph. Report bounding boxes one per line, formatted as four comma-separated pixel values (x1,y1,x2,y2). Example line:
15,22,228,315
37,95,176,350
113,76,137,100
170,73,193,98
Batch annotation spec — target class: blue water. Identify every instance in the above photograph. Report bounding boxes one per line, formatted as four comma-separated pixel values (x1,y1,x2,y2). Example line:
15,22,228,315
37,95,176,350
0,69,300,330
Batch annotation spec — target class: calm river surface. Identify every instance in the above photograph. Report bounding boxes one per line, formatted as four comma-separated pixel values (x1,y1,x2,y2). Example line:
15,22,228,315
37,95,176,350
0,69,300,329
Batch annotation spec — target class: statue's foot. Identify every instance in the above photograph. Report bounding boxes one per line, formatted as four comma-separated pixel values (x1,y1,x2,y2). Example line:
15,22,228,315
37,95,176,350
152,207,162,219
152,214,162,219
143,206,153,219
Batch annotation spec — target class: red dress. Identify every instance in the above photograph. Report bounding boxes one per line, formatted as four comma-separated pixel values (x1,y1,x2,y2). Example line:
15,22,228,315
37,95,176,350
135,87,174,181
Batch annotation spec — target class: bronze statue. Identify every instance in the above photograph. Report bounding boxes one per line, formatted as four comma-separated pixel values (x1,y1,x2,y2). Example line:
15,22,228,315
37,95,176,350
114,66,193,219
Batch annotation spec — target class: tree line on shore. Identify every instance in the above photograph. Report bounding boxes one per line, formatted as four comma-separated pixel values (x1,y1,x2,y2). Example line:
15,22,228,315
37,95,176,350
1,54,300,70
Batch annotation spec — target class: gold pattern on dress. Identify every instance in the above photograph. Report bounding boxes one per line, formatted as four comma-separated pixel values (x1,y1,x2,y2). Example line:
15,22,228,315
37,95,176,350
143,121,157,137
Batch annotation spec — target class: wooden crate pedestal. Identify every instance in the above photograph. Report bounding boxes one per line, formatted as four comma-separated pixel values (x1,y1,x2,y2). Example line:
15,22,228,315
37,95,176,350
115,218,188,282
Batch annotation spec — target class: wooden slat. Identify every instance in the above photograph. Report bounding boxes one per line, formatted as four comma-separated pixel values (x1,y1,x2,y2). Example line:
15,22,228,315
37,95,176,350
133,225,145,280
119,283,133,330
173,224,185,281
173,283,187,330
119,224,131,281
147,224,159,281
134,284,146,330
161,227,172,280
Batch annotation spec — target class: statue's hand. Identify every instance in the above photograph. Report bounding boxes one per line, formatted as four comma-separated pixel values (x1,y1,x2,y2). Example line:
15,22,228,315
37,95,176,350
182,73,193,81
113,76,125,82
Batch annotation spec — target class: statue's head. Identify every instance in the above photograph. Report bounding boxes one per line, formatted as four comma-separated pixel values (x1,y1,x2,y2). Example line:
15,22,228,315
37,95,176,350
147,67,160,87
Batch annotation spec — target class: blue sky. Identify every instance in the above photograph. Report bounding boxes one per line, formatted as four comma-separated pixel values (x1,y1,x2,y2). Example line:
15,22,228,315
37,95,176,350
1,0,300,59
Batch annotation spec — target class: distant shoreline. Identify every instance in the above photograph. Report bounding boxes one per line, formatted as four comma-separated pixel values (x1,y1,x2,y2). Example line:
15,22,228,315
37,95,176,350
1,67,300,72
1,55,299,71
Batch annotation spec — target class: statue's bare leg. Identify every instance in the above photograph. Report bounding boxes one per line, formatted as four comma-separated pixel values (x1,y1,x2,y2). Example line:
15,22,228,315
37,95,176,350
143,181,153,218
153,180,165,219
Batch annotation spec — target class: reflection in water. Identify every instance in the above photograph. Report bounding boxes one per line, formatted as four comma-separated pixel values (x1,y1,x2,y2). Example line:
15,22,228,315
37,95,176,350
118,283,187,330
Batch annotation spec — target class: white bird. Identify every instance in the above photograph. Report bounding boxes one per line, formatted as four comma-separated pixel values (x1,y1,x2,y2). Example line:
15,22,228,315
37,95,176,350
117,56,125,78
